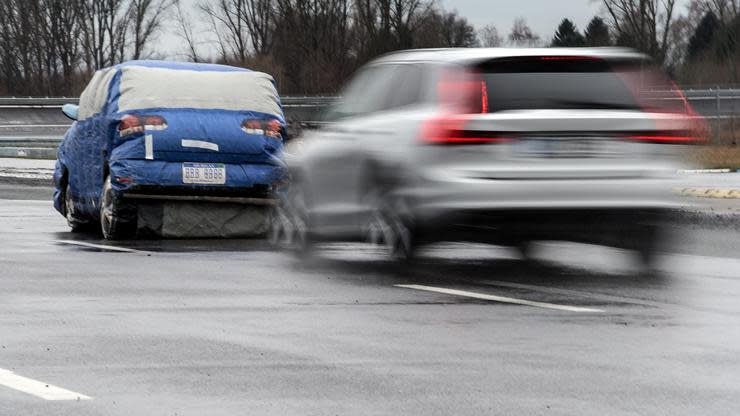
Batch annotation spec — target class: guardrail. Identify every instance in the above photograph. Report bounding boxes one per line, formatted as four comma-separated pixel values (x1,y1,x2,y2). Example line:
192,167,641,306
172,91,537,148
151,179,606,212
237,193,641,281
1,90,738,118
1,90,739,153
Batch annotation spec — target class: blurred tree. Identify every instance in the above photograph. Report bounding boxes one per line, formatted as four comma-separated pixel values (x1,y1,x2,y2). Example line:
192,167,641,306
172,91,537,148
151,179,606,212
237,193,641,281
417,9,478,47
440,10,478,47
479,24,503,47
272,0,353,94
695,0,739,22
200,0,251,64
39,0,86,94
174,0,200,62
508,17,541,47
354,0,434,63
551,18,585,46
601,0,677,64
80,0,129,69
712,14,740,61
688,11,720,60
128,0,175,60
584,16,612,46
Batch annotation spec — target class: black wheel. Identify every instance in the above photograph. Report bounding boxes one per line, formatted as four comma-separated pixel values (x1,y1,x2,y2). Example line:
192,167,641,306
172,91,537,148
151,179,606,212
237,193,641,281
365,189,415,261
100,175,137,240
269,182,313,256
64,182,89,232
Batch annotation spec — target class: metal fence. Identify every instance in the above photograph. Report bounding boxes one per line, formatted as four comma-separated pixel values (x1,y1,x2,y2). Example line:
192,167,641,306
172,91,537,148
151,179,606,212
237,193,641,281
1,89,740,135
0,89,738,115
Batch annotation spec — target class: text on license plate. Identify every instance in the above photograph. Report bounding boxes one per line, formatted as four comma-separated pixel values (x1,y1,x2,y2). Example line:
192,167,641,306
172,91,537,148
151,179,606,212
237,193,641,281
182,163,226,184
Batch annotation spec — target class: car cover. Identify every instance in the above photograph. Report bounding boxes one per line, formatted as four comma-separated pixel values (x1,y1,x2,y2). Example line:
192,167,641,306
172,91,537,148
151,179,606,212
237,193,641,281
54,61,286,237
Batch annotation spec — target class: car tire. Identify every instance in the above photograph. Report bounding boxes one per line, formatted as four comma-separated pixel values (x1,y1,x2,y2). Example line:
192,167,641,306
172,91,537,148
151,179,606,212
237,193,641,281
269,182,313,256
100,175,137,240
365,189,415,262
64,182,89,232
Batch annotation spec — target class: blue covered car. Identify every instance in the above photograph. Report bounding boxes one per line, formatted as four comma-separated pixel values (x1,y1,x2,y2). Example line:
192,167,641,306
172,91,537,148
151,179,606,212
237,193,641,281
53,61,286,239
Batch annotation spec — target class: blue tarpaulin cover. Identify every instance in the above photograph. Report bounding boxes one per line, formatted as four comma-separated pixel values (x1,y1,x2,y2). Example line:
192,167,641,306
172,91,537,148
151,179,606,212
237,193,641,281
53,60,286,226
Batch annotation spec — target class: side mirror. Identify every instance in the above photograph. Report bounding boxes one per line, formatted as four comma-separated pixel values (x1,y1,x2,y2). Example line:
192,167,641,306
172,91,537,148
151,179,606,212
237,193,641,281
62,104,79,121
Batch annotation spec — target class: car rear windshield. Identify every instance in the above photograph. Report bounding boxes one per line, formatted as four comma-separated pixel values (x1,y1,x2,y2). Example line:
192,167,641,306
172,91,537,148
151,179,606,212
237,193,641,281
473,57,688,114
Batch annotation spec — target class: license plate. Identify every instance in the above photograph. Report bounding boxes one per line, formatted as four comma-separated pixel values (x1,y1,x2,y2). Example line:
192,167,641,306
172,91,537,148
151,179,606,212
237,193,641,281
182,163,226,184
514,138,619,158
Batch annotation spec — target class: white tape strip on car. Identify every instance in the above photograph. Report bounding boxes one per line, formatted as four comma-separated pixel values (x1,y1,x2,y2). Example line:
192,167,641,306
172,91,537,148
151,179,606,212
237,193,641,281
0,368,92,401
181,139,219,152
145,134,153,160
395,284,604,313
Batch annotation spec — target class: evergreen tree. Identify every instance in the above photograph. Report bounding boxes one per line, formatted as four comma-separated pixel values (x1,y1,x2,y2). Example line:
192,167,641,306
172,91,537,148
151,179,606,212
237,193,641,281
551,18,585,47
688,12,719,61
584,17,612,46
712,14,740,62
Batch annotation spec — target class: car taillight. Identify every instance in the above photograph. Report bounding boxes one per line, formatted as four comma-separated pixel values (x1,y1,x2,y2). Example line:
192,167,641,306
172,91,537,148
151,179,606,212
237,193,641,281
242,118,283,140
115,176,134,185
423,68,506,145
626,132,705,145
419,116,511,145
119,115,167,137
438,68,489,114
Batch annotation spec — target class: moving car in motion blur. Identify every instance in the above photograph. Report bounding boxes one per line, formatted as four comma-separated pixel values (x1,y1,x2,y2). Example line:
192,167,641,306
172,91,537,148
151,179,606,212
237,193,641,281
272,48,706,270
54,61,286,239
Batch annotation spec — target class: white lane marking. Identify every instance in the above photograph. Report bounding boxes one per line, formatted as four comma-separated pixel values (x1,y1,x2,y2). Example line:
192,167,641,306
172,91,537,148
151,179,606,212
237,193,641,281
0,199,52,204
0,369,92,401
144,134,153,160
478,279,665,308
395,284,604,313
181,139,219,152
56,240,150,254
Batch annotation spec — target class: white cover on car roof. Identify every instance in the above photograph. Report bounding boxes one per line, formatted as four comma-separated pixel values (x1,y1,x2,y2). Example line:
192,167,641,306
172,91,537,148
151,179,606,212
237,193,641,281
78,68,116,120
116,66,282,117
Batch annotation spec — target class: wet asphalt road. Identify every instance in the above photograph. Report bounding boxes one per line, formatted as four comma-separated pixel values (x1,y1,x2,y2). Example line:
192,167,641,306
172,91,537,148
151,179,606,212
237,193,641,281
1,185,740,415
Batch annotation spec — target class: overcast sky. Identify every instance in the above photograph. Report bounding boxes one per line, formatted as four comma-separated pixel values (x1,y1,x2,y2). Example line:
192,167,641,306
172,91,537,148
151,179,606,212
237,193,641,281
439,0,603,37
160,0,692,59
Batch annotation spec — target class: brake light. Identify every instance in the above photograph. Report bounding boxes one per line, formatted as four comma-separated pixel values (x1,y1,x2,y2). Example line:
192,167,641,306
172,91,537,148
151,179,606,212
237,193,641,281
480,81,489,114
115,176,134,185
142,115,167,128
438,68,488,114
419,115,511,145
242,118,283,140
119,115,167,137
426,69,508,144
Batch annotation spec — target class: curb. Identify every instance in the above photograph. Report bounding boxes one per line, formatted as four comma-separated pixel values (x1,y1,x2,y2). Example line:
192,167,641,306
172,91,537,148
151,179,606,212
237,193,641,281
0,175,53,187
0,147,57,159
676,187,740,199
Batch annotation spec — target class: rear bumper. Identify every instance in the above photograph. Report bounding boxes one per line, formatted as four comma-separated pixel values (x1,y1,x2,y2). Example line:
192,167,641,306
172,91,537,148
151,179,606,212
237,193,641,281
399,176,685,246
405,177,686,220
109,159,284,197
